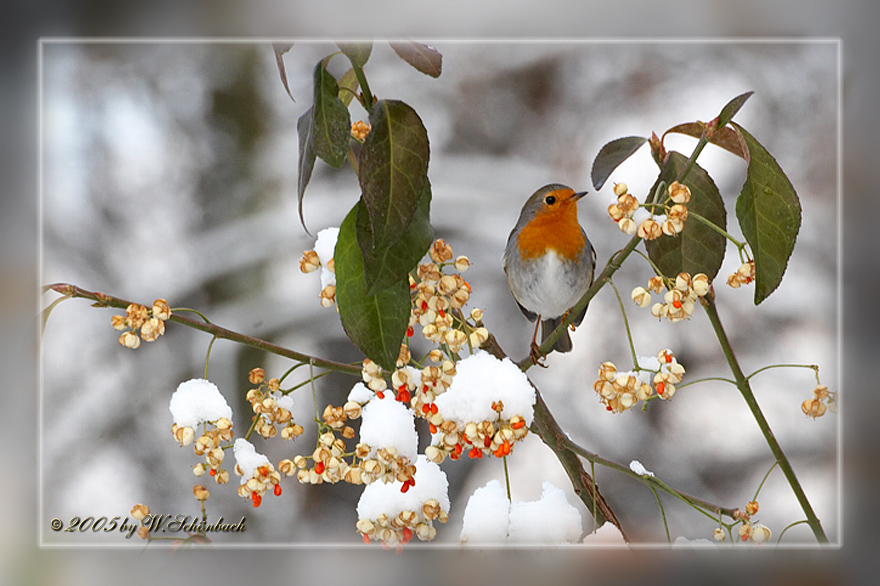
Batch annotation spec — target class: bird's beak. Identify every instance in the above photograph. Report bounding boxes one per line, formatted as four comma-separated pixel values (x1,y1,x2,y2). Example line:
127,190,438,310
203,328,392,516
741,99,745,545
572,191,588,201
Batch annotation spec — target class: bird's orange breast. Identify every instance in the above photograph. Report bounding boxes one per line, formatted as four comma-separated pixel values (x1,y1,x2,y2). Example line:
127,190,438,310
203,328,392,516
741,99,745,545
515,204,585,262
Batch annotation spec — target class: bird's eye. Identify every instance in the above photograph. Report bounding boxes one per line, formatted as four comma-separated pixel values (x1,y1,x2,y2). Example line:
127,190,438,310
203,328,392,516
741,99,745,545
544,195,556,205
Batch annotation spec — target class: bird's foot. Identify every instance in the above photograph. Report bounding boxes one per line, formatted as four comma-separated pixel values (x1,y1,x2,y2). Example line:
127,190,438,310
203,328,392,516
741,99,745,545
529,342,549,368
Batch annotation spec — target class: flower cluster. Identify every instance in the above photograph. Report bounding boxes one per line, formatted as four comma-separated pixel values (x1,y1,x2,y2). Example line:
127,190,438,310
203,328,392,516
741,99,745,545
425,351,535,462
187,419,233,485
425,413,529,462
280,431,363,485
410,239,481,353
727,260,755,288
111,299,171,349
607,181,691,239
351,120,371,141
632,272,710,323
355,455,450,550
356,497,448,549
300,227,339,307
801,384,837,419
233,439,282,508
592,349,686,413
245,368,303,440
169,379,236,490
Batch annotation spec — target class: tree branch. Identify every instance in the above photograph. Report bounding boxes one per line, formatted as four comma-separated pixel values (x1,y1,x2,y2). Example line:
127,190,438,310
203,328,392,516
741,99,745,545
44,283,362,378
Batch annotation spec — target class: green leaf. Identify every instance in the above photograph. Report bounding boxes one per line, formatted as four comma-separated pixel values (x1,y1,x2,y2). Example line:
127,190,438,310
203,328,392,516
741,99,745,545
359,99,430,250
296,107,317,234
337,42,373,68
646,151,727,280
663,122,748,160
337,67,360,107
311,60,351,169
717,91,754,130
732,123,802,304
389,41,442,78
591,136,647,190
357,182,433,296
335,202,412,370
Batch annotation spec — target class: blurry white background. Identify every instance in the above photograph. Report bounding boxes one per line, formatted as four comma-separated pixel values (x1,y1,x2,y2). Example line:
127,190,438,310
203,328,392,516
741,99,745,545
38,39,838,548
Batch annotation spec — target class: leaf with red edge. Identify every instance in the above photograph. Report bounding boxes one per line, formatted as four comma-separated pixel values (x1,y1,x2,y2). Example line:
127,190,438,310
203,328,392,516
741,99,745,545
389,41,442,78
272,43,295,102
663,122,748,160
337,42,373,68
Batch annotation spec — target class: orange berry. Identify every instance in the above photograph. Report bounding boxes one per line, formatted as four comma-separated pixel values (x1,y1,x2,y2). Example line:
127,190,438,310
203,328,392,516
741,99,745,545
429,423,437,433
512,420,526,430
362,533,371,544
377,391,385,399
672,300,682,309
209,468,217,476
315,461,325,474
656,382,665,396
252,493,262,507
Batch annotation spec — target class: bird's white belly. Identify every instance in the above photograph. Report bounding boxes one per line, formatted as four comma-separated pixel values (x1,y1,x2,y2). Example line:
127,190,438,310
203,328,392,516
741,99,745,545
510,252,586,318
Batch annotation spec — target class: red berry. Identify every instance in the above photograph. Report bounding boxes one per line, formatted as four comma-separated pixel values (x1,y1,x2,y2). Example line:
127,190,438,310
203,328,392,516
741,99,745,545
376,391,385,399
656,382,665,396
362,533,371,544
400,482,410,493
438,309,445,318
429,423,437,434
402,527,413,543
274,484,282,496
406,326,414,337
209,468,216,476
483,435,491,447
252,493,262,508
315,461,325,474
421,301,428,312
430,403,438,415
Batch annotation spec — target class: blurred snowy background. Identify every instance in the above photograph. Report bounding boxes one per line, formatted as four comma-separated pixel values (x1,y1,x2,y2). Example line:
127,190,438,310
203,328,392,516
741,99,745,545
39,40,838,546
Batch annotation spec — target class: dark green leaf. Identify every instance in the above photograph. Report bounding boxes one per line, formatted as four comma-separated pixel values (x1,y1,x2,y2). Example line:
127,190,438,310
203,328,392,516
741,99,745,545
663,122,748,160
358,182,433,296
296,107,316,234
272,43,295,102
311,61,351,169
359,99,430,250
646,151,727,280
337,42,373,68
717,91,754,130
337,67,360,107
389,41,442,78
732,123,802,305
591,136,647,190
335,202,412,370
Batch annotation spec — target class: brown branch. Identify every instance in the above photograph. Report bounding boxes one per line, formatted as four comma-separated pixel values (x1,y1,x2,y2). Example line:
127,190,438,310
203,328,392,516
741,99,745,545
482,333,628,541
44,283,362,377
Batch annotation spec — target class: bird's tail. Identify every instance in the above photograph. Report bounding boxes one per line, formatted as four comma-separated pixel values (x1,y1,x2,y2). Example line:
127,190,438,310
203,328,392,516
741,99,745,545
541,317,572,353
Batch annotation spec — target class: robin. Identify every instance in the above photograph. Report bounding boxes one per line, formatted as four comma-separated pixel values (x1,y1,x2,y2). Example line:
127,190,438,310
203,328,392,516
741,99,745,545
503,184,596,359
